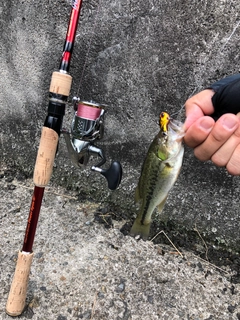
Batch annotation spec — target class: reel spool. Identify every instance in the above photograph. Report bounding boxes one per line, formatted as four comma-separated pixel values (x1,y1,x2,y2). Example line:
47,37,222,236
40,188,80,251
63,99,122,190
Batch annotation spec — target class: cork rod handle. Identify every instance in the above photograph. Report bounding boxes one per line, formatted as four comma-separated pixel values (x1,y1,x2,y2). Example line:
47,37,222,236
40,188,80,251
6,251,34,316
50,71,72,96
33,127,59,187
33,71,72,187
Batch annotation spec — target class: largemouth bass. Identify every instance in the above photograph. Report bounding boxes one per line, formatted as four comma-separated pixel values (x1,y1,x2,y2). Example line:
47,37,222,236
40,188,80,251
130,112,184,239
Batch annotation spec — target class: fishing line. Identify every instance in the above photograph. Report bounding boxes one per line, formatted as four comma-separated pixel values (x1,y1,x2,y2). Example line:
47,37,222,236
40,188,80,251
76,0,103,97
171,104,185,119
171,87,199,120
172,18,240,121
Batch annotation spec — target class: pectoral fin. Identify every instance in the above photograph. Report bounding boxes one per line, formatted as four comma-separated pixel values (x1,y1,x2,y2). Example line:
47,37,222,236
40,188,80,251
157,196,168,213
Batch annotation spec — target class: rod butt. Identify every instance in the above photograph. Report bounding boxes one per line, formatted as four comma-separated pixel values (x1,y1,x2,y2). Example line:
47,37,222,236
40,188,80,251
6,251,34,316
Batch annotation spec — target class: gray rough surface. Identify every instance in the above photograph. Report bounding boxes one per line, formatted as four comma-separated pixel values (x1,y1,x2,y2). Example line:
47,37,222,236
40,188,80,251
0,0,240,279
0,176,240,319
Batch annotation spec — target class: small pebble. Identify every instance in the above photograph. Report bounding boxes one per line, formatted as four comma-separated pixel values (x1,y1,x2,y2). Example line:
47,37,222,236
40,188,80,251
116,283,125,293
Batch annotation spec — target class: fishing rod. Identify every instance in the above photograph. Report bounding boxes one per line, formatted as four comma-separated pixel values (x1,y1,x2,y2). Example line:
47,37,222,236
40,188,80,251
5,1,83,316
6,0,122,316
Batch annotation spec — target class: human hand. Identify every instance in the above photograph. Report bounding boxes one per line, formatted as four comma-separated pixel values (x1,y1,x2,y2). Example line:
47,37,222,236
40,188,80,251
184,89,240,175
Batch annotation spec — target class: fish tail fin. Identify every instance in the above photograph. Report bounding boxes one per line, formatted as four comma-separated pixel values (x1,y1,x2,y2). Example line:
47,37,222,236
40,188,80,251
130,218,151,240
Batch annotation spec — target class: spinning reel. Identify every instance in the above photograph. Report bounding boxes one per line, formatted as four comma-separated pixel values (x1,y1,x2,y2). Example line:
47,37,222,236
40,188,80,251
62,98,122,190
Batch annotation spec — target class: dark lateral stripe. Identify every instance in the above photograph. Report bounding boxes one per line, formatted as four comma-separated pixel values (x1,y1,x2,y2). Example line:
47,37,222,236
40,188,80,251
140,176,158,224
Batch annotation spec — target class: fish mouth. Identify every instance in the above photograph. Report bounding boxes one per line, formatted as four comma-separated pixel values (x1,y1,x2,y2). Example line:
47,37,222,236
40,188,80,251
168,118,185,140
159,112,185,139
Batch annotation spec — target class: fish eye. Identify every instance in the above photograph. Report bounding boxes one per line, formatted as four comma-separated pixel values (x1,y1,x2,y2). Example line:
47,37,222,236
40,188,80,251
162,132,167,137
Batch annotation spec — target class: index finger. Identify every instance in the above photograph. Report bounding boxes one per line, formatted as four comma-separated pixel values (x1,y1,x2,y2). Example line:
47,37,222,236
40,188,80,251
184,89,215,130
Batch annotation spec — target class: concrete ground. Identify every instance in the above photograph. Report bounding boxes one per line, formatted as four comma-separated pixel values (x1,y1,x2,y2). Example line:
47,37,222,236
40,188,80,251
1,2,240,319
0,172,239,320
1,0,240,256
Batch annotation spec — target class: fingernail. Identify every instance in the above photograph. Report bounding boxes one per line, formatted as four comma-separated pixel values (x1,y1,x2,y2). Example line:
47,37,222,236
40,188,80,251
199,118,213,131
222,117,238,129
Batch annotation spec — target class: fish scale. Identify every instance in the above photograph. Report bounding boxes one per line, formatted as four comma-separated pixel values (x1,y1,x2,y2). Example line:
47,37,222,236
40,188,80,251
130,112,184,240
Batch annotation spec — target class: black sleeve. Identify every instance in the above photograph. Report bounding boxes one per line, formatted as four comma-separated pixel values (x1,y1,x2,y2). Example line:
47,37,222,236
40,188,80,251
206,73,240,121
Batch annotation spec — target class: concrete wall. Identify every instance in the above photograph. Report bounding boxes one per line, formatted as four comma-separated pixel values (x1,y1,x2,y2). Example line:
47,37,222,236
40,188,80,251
1,0,240,250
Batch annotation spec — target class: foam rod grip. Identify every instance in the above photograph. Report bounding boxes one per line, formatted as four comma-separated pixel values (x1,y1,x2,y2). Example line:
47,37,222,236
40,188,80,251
33,127,59,187
6,251,34,316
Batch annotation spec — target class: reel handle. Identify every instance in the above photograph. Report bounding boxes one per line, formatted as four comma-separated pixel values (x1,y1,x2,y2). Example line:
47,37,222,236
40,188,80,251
92,161,122,190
